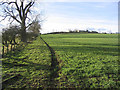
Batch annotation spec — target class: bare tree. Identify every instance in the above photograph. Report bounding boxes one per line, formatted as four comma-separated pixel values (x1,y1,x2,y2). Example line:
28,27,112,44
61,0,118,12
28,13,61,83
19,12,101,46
28,18,41,35
0,0,38,42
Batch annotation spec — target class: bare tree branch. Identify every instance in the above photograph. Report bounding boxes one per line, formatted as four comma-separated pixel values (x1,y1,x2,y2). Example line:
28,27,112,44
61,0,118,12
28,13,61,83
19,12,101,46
0,15,8,22
10,19,14,24
3,7,21,24
0,1,14,5
24,2,35,17
0,0,42,42
26,22,34,28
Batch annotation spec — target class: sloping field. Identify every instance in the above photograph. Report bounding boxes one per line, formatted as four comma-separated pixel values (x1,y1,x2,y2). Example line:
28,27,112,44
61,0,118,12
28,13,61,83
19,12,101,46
42,33,119,88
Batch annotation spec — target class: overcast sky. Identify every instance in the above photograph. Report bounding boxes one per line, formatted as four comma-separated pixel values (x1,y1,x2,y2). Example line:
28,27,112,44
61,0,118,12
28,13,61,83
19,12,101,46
0,0,119,34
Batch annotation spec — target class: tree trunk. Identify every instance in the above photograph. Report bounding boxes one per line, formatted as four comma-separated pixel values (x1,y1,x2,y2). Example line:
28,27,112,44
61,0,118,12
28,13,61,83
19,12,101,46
21,27,27,42
10,40,12,51
7,43,9,53
21,22,27,42
2,46,4,56
14,39,16,48
11,44,12,51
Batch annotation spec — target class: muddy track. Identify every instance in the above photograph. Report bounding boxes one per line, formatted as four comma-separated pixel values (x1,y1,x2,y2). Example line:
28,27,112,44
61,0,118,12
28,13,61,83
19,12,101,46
40,36,60,87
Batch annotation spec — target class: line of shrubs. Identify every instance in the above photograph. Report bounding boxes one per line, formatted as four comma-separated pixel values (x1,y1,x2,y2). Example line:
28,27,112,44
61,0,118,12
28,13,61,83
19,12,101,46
2,25,39,56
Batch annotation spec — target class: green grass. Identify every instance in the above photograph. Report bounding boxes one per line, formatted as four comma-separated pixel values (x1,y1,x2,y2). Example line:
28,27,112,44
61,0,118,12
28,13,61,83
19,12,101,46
2,36,51,88
1,33,119,88
42,33,119,88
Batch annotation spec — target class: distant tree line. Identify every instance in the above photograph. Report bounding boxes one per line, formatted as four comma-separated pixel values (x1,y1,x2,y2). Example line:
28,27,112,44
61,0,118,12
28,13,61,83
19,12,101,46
46,29,98,34
69,29,98,33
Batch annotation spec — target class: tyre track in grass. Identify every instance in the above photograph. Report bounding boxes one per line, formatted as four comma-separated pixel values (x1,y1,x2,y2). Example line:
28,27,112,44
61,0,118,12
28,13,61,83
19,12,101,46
40,36,61,88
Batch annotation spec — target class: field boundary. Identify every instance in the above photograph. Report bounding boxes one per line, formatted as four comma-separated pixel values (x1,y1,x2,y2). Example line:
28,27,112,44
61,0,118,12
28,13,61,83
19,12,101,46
40,36,61,87
2,36,52,88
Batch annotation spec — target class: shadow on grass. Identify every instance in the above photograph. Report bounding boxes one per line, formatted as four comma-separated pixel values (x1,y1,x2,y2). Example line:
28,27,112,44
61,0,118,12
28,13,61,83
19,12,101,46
40,36,60,87
50,45,119,88
52,45,118,56
2,44,51,88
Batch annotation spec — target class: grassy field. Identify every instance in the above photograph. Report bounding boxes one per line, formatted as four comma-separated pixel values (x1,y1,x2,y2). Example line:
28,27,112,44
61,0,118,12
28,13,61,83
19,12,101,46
1,33,119,88
2,36,51,88
42,33,119,88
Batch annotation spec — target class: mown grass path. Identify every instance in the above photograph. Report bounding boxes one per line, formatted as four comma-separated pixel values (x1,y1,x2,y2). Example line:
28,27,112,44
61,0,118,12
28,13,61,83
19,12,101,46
2,36,51,88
